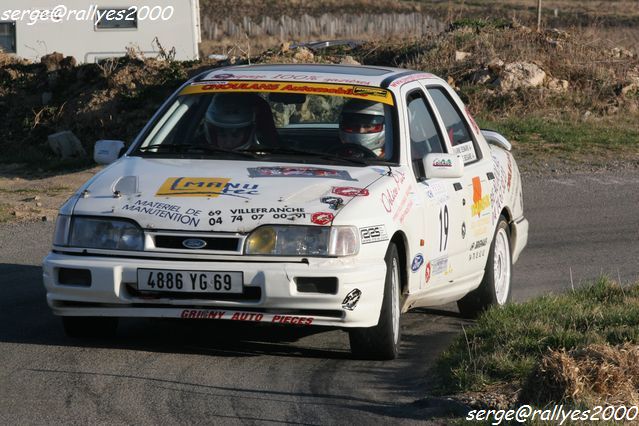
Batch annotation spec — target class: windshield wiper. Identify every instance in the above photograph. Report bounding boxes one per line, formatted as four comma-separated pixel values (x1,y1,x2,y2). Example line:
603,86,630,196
239,146,311,156
239,147,369,166
138,144,256,158
138,143,189,152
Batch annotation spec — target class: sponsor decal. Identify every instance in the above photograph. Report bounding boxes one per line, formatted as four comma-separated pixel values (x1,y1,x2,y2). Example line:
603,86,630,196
352,86,389,97
248,167,356,181
229,207,305,214
209,73,235,79
360,225,388,244
425,262,432,283
411,253,424,272
156,177,259,198
490,153,509,225
465,107,481,135
222,207,307,224
182,238,207,249
507,155,513,191
320,196,344,210
311,212,334,225
388,73,435,88
180,309,314,325
470,216,491,237
181,310,226,319
452,141,477,163
272,315,314,325
332,186,369,197
230,312,263,322
342,289,362,311
181,81,395,106
380,169,414,224
469,250,487,261
322,77,371,85
431,256,448,275
470,237,488,251
381,170,406,213
423,181,449,203
271,73,318,81
121,199,202,227
432,158,453,168
471,176,491,217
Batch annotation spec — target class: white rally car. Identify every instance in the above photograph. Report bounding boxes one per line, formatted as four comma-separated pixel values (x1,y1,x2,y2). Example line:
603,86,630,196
43,64,528,359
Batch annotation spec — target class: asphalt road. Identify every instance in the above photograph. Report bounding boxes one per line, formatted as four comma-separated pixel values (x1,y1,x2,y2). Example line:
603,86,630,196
1,170,638,425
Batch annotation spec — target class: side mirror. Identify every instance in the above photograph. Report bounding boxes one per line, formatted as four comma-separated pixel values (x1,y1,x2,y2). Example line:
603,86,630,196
481,129,512,151
94,140,126,165
423,153,464,179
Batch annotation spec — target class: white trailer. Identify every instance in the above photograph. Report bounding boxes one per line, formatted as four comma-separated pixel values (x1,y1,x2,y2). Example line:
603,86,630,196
0,0,201,62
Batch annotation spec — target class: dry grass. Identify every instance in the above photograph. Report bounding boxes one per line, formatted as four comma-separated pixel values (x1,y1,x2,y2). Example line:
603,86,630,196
522,343,639,406
360,25,639,118
436,278,639,409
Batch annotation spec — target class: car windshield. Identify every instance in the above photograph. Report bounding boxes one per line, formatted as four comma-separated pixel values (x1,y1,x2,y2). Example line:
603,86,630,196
133,83,397,165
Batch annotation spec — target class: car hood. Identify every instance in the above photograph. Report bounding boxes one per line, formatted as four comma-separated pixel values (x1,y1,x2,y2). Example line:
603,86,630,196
72,157,386,232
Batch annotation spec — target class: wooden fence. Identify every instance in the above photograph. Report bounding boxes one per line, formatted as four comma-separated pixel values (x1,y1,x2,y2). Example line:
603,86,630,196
201,13,445,41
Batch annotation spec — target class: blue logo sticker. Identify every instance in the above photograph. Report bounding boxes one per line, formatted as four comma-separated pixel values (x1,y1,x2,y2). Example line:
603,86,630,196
411,253,424,272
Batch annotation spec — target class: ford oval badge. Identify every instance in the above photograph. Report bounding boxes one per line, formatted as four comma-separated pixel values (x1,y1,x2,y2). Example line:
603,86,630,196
182,238,207,249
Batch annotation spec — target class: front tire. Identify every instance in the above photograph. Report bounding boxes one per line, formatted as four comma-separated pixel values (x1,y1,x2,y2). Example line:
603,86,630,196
349,243,402,360
457,216,512,318
62,316,119,339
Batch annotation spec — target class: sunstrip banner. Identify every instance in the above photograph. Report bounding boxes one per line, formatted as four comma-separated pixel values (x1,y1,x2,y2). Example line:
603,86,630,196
180,81,395,106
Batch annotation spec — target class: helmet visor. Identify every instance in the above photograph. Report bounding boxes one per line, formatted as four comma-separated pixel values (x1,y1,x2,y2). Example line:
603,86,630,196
339,113,385,134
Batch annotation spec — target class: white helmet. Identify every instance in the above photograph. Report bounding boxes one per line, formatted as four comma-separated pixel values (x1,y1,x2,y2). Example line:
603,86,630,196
339,99,386,152
205,94,256,149
206,93,255,128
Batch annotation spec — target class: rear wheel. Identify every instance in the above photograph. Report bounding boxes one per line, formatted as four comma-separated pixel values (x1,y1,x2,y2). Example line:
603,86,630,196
457,216,512,318
349,243,401,360
62,316,118,339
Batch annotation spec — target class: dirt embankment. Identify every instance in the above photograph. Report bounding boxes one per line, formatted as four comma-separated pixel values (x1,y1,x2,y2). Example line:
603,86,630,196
1,24,637,164
1,23,638,222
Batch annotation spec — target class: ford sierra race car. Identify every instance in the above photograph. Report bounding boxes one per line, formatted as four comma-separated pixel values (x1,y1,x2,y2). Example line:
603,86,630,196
43,64,528,360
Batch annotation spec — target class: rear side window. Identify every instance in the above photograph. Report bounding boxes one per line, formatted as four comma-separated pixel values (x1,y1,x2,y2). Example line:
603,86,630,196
406,90,445,179
428,87,478,164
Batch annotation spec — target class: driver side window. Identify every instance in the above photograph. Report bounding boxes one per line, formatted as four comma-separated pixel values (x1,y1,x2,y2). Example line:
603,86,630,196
406,90,445,179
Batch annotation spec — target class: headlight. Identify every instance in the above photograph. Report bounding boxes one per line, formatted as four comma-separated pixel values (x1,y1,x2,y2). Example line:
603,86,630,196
245,225,359,257
53,214,71,246
64,217,144,251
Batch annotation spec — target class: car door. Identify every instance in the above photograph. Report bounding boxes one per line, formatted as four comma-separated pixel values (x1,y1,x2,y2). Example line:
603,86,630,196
424,84,494,281
401,82,464,288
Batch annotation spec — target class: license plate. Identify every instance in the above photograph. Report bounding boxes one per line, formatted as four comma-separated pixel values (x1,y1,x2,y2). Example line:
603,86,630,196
137,269,243,294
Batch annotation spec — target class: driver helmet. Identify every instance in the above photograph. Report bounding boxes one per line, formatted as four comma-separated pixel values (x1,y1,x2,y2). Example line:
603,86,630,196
339,99,386,153
205,93,256,149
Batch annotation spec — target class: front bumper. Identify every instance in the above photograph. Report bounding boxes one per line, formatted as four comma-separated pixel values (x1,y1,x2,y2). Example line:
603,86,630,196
42,252,386,328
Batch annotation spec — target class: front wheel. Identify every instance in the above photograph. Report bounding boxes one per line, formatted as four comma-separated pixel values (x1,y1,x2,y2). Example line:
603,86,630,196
457,216,512,318
349,243,402,360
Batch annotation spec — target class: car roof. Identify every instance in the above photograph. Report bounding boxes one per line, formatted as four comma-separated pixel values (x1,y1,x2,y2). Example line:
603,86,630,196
196,63,442,88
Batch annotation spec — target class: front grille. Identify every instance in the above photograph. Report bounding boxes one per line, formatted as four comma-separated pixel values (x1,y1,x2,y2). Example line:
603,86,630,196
146,231,245,255
154,235,240,251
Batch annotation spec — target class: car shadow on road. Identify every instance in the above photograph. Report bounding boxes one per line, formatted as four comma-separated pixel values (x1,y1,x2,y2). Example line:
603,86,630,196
1,263,357,359
1,263,473,422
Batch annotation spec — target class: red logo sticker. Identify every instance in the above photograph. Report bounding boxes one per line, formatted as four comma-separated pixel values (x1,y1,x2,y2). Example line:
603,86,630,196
425,262,432,283
332,187,370,197
311,212,334,225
